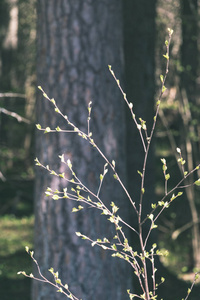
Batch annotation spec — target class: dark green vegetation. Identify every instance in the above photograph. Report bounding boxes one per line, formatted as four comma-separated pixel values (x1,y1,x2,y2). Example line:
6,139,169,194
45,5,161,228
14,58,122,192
0,215,33,300
0,0,35,296
0,179,34,300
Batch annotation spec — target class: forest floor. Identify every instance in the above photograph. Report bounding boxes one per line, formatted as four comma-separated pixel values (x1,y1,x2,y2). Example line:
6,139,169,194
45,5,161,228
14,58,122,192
0,174,200,300
0,215,33,300
0,213,200,300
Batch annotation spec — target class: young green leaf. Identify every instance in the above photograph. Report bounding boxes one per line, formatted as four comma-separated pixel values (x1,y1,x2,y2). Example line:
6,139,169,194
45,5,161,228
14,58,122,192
194,179,200,186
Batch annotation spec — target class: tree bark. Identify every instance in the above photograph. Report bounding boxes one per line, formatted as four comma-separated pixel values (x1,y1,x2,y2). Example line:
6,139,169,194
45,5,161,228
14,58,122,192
34,1,132,300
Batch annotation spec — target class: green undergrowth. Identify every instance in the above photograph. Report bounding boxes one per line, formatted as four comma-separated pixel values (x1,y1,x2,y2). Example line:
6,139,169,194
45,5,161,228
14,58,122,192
0,214,34,300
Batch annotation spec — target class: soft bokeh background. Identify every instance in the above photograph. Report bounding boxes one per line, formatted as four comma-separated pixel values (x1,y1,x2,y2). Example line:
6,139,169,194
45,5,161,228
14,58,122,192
0,0,200,299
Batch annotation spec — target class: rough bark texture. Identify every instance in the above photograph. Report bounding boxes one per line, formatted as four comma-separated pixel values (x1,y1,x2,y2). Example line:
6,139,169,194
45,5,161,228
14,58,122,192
34,1,131,300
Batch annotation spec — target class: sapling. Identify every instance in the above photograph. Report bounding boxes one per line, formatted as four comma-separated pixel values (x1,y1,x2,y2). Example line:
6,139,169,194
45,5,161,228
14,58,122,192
18,28,200,300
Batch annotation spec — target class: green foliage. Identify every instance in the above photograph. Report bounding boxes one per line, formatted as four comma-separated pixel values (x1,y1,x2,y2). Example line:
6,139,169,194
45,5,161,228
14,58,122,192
0,215,33,300
0,215,33,258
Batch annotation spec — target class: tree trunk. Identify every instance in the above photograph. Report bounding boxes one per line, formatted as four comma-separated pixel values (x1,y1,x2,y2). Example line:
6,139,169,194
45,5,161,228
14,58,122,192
33,1,132,300
180,0,200,270
123,0,156,294
181,0,198,105
123,0,156,242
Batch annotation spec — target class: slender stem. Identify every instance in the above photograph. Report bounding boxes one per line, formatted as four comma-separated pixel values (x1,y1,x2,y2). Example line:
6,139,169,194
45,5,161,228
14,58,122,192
90,139,138,214
139,223,150,300
151,252,156,297
184,272,200,300
108,66,147,153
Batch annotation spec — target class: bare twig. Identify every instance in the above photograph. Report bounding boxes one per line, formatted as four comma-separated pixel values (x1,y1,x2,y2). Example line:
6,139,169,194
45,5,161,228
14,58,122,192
0,92,26,98
0,107,30,123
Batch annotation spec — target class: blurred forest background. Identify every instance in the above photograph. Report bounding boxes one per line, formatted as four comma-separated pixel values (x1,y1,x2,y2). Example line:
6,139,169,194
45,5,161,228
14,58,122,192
0,0,200,299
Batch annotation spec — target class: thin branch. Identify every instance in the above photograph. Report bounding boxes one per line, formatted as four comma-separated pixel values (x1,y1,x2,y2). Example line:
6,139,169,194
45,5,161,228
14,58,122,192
172,219,200,240
0,171,6,182
0,92,26,98
184,272,200,300
0,107,30,124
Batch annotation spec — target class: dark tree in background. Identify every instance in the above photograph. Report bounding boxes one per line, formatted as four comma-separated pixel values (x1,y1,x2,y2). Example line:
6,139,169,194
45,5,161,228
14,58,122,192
123,0,156,239
180,0,200,270
181,0,198,105
123,0,157,294
34,1,131,299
